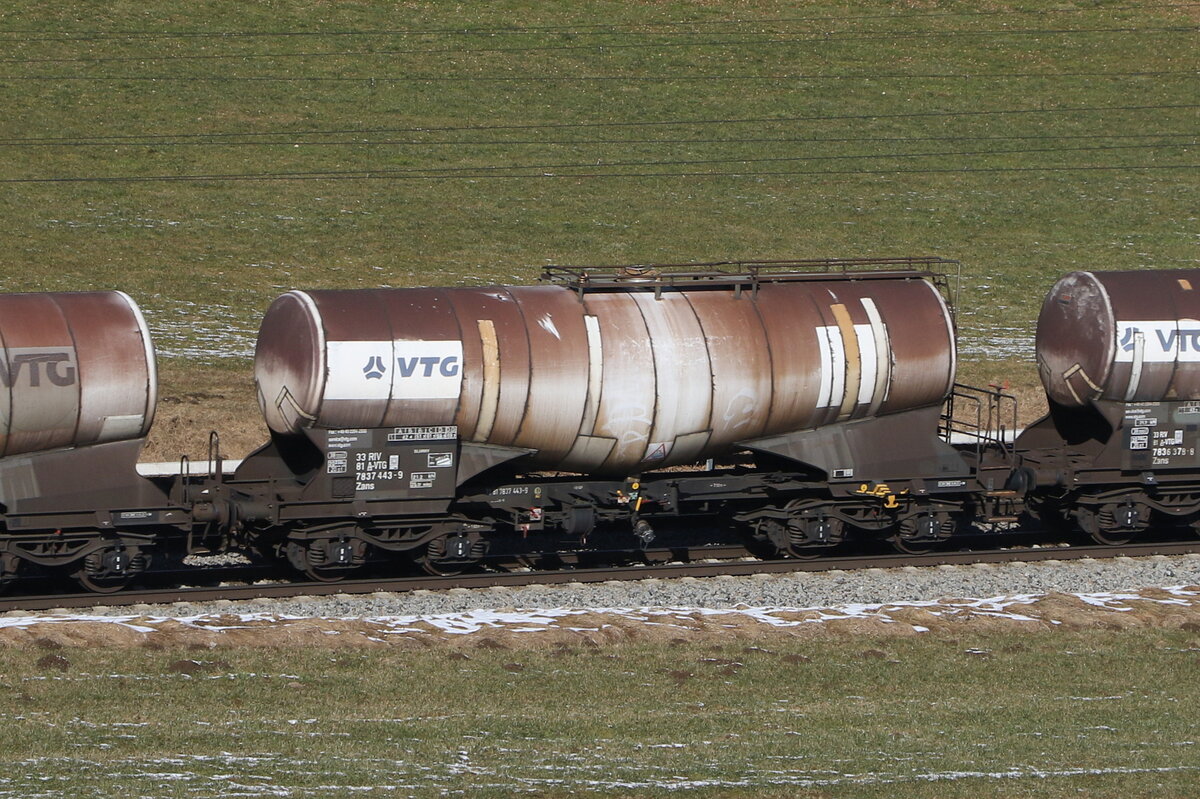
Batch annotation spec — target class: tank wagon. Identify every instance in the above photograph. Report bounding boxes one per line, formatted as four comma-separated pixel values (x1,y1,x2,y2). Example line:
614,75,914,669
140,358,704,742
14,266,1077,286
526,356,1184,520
255,265,957,473
1019,269,1200,542
0,291,173,591
0,290,155,457
242,258,974,577
1,259,1198,593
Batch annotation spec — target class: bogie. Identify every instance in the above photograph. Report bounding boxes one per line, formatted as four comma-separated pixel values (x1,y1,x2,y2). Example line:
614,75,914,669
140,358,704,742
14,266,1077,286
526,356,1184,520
73,543,148,594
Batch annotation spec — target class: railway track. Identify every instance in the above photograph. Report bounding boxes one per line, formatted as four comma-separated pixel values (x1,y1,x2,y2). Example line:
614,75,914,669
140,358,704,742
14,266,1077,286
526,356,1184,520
3,539,1198,613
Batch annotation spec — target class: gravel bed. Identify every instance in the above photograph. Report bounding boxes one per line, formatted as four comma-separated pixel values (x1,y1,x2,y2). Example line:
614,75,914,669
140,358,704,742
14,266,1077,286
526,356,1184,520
50,552,1200,619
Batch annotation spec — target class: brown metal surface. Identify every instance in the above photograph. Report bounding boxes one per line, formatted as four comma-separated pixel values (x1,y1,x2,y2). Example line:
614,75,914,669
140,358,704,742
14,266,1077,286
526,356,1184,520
0,291,155,458
510,286,592,462
685,289,773,451
838,279,957,416
448,288,532,446
1038,270,1200,407
254,272,956,475
565,290,652,471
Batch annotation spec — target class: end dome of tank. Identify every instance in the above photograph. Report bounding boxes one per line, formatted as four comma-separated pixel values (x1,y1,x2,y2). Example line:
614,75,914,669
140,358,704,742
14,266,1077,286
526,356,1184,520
0,291,156,458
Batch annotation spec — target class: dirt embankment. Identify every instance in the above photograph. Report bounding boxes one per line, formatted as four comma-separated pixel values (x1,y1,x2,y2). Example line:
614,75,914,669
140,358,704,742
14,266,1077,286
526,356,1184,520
3,588,1199,652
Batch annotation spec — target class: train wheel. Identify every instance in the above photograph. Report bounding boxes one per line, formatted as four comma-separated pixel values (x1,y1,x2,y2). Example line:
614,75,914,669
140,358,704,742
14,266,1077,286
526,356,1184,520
285,538,363,583
417,534,481,576
1076,502,1149,546
889,512,953,555
301,557,351,583
73,546,145,594
743,508,842,559
417,556,468,577
888,535,936,555
0,554,19,594
305,567,347,583
788,545,832,561
75,570,133,594
1088,529,1135,546
784,512,844,557
741,519,787,559
1035,506,1077,537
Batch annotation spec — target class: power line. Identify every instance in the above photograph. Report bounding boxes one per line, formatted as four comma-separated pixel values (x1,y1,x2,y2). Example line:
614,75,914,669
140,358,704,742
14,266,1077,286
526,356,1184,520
270,140,1200,173
4,163,1197,184
0,3,1196,40
3,25,1196,64
3,103,1194,144
3,131,1194,148
3,141,1195,183
2,69,1194,82
307,140,1200,175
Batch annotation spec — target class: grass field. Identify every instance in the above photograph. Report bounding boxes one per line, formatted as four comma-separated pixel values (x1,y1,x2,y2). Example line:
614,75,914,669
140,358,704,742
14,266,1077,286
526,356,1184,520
1,629,1198,797
1,0,1196,456
1,7,1198,795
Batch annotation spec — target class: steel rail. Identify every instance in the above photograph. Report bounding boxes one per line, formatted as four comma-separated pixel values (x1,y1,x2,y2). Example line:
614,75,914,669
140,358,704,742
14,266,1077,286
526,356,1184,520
2,539,1198,613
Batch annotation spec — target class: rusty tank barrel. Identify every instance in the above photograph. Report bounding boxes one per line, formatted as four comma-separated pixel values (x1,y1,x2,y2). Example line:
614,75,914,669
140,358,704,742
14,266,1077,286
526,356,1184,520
254,269,956,474
0,291,156,458
1037,270,1200,408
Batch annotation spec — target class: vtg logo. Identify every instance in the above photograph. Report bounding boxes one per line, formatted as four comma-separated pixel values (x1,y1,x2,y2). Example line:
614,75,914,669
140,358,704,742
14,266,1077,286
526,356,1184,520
0,350,77,389
361,354,461,380
1120,325,1200,353
1116,322,1200,364
363,355,387,380
1119,328,1136,352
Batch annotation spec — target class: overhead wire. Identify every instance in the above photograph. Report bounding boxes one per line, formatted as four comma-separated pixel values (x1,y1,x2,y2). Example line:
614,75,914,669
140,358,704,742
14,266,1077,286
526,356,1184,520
3,102,1197,144
273,140,1200,174
1,25,1196,64
2,10,1192,185
1,131,1195,148
1,103,1195,148
4,163,1198,184
3,140,1195,183
0,2,1196,40
1,69,1195,82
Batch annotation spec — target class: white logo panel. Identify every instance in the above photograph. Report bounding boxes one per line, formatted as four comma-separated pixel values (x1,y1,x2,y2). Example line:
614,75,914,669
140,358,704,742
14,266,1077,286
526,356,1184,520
1115,321,1200,364
324,340,463,401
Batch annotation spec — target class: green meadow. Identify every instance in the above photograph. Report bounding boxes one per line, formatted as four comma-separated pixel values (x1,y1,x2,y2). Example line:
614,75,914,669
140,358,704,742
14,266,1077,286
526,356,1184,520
0,7,1198,796
0,0,1194,379
0,630,1198,797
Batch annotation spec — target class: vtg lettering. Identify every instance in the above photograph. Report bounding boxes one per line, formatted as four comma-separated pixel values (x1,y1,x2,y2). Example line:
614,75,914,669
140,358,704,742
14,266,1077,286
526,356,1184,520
1155,328,1200,353
0,352,77,389
396,355,460,378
